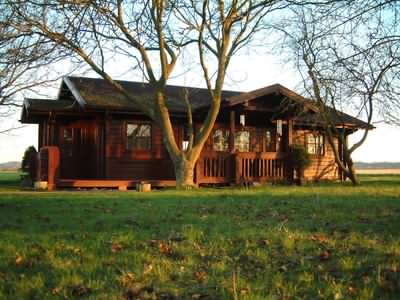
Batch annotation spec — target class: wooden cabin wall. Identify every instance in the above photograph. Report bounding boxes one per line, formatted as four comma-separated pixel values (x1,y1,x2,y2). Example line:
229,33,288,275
52,120,101,179
105,118,176,180
293,129,338,180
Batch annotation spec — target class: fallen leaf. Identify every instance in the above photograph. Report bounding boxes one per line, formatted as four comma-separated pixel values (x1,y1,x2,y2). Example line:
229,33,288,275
319,250,330,261
240,288,249,295
70,284,91,297
311,235,329,244
119,271,135,287
15,254,23,266
348,286,358,295
124,283,154,300
279,265,288,272
192,292,210,300
158,292,175,300
158,241,173,256
168,232,186,242
143,263,153,275
51,287,62,295
111,243,123,253
194,270,207,282
257,239,270,247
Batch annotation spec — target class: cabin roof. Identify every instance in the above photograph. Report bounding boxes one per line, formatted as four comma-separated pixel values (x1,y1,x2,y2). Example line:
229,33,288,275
63,76,241,112
294,107,371,129
21,76,371,129
24,98,76,112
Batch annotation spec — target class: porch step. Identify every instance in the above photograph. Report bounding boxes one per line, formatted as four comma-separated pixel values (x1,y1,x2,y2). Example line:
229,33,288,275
57,179,176,189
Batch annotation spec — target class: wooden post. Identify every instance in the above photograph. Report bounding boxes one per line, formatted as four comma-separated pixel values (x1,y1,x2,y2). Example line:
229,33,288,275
229,110,235,153
49,112,56,145
287,119,293,149
286,119,294,182
46,146,60,191
229,110,236,184
104,112,110,179
235,154,241,185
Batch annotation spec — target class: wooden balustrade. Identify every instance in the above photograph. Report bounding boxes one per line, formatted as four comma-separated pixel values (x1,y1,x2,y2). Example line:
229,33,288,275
235,152,286,184
197,152,288,185
196,152,232,184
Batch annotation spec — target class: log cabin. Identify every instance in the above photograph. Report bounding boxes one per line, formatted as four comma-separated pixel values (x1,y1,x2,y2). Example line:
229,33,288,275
20,76,370,190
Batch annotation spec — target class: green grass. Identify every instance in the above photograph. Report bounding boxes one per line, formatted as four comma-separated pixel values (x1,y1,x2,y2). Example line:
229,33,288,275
0,172,400,299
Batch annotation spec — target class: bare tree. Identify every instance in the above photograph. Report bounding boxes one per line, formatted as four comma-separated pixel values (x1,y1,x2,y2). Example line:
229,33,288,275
0,6,78,132
279,1,400,185
4,0,291,187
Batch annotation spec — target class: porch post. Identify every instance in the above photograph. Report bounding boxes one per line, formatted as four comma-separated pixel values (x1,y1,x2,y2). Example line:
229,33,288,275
104,112,110,179
45,146,60,191
229,110,238,184
287,119,293,149
229,110,235,153
286,119,294,182
49,112,56,145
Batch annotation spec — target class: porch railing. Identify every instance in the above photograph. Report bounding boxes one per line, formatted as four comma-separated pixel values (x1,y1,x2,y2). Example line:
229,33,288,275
235,152,286,183
197,152,288,185
196,152,232,184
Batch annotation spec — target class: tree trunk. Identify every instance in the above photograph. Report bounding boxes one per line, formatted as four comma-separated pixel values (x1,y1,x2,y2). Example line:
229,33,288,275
344,159,360,186
174,155,197,189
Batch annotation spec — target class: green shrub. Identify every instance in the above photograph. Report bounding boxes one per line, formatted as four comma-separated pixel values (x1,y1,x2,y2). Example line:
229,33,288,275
288,144,311,185
21,146,38,186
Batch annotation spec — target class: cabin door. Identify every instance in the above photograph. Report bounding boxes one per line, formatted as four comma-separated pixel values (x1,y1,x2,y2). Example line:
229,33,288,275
59,121,99,179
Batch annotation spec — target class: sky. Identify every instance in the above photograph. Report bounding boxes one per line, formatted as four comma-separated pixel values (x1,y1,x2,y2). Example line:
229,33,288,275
0,53,399,164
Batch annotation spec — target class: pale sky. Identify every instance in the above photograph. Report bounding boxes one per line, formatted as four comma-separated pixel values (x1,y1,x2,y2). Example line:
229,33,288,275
0,53,399,163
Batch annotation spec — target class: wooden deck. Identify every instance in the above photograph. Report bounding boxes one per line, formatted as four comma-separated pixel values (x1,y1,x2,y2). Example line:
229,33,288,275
57,179,176,190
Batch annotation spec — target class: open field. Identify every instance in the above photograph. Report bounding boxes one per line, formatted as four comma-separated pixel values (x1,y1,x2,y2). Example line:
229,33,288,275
0,172,399,299
356,168,400,175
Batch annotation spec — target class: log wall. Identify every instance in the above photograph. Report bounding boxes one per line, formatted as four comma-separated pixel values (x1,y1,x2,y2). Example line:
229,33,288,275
105,119,176,180
293,129,338,180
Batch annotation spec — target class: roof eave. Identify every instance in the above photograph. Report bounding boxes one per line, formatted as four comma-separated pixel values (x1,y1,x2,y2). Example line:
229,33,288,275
63,76,87,108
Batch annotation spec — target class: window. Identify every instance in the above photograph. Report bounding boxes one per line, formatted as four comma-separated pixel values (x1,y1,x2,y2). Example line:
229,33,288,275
235,130,250,152
265,129,276,152
127,123,151,150
63,128,73,142
213,129,229,152
306,133,324,155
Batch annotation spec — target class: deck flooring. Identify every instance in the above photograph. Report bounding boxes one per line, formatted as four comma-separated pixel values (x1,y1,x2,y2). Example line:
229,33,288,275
57,179,176,189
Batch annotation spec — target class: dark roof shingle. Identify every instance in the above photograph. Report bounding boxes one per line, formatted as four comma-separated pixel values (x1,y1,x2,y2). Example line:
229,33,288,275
22,76,371,129
66,76,241,112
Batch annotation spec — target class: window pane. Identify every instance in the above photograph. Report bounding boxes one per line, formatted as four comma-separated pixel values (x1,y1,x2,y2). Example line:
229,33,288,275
265,129,275,152
127,124,151,150
213,129,229,151
306,133,324,155
64,128,73,142
235,130,250,152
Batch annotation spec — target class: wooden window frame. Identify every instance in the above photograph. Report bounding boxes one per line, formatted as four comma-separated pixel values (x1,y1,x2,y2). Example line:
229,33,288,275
264,128,276,152
305,132,325,156
126,122,152,151
234,129,250,152
212,128,230,152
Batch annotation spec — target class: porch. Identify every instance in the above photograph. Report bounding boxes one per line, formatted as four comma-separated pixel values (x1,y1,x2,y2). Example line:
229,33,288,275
196,151,288,185
36,146,290,190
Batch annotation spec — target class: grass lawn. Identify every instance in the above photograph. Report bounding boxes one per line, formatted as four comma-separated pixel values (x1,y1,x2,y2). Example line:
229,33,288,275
0,172,399,299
